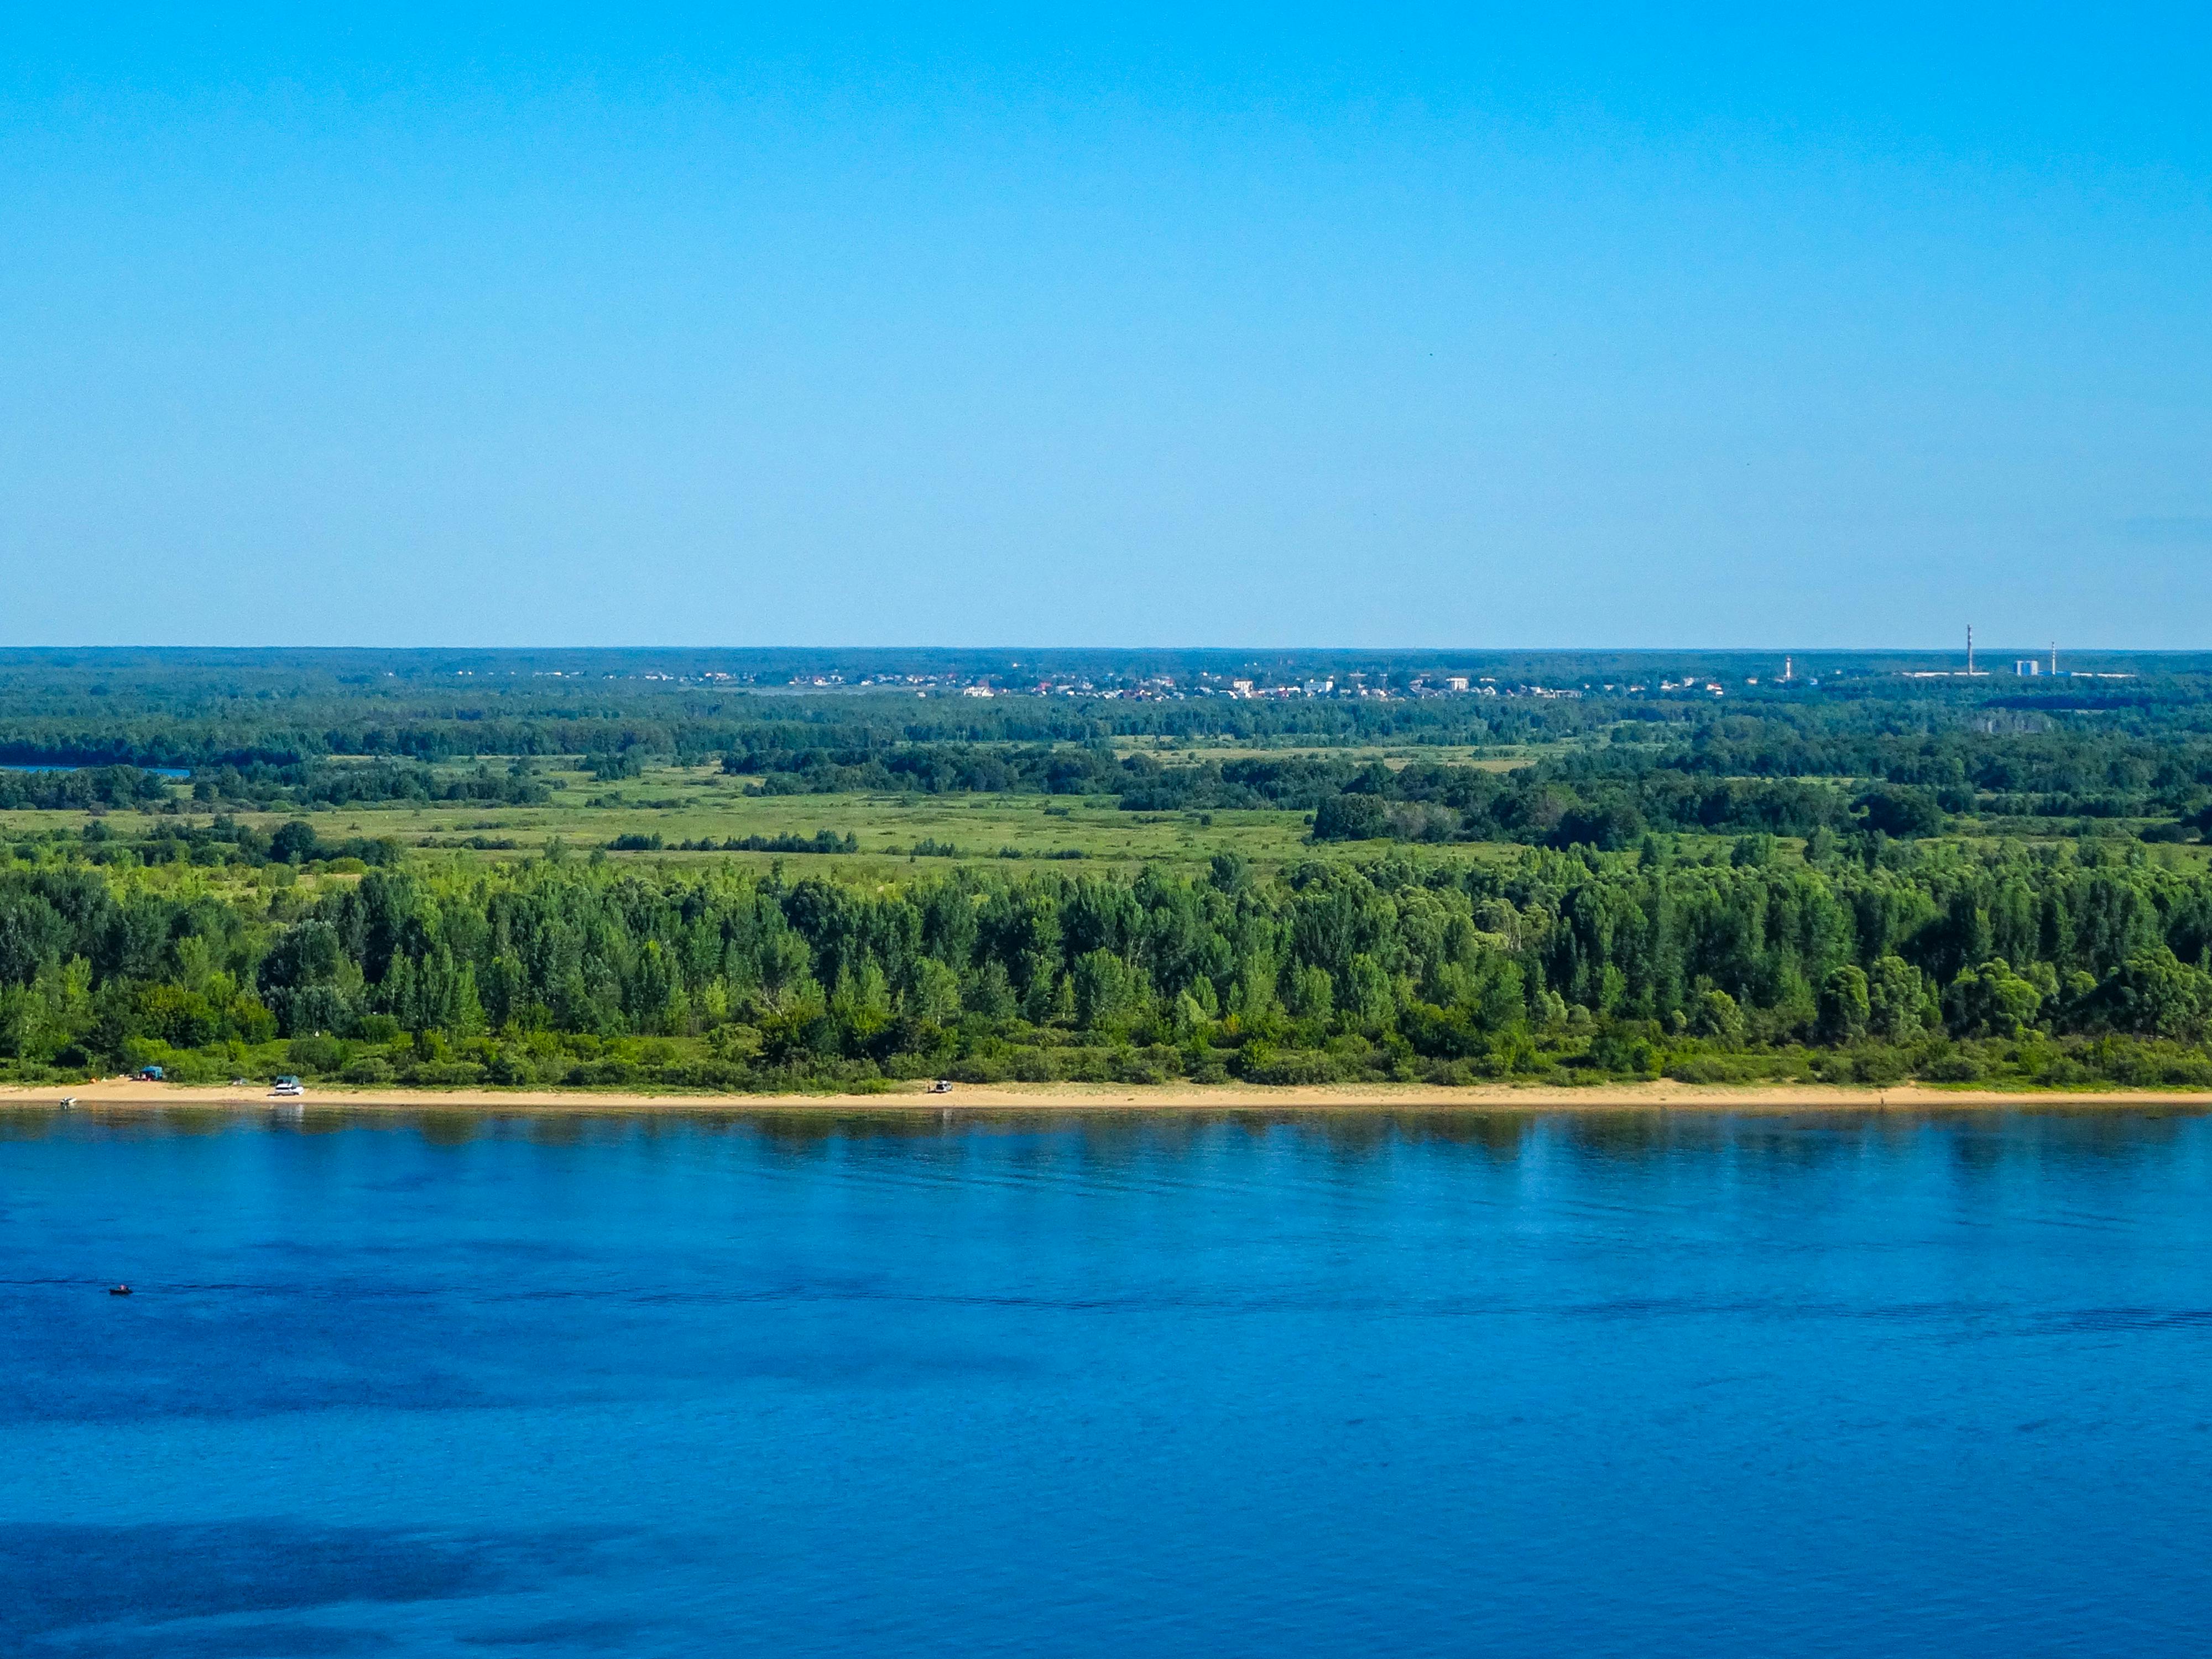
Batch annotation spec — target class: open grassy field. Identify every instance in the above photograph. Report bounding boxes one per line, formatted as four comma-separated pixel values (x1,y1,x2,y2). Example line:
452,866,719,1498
7,755,2204,877
0,760,1527,875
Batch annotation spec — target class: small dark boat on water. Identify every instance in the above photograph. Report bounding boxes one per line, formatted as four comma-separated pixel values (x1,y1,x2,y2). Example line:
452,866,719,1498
108,1285,131,1297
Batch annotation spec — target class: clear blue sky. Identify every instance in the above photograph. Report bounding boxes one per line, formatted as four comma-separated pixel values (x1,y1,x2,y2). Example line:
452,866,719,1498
2,6,2206,649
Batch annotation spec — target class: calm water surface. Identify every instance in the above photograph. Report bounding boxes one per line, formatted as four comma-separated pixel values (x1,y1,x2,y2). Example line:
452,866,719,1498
4,1105,2211,1656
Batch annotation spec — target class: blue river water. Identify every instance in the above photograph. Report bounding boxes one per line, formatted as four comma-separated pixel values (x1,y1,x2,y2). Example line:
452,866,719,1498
5,1105,2211,1656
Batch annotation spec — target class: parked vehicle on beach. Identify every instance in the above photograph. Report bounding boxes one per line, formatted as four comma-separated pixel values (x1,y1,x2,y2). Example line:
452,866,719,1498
271,1076,305,1099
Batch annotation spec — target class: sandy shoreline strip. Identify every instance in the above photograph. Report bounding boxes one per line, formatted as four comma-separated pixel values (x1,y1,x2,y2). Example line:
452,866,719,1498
6,1079,2212,1115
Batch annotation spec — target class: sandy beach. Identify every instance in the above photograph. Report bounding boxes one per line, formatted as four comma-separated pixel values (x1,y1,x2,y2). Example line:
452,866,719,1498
7,1078,2212,1114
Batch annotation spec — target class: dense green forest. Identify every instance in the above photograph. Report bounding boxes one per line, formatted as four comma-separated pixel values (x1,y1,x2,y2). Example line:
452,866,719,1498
6,836,2211,1090
4,648,2210,1091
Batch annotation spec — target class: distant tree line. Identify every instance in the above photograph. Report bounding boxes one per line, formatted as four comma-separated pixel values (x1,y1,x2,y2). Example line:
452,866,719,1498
724,742,1132,795
6,662,2212,853
186,759,552,808
27,817,401,871
17,647,2210,779
0,766,171,811
614,830,862,855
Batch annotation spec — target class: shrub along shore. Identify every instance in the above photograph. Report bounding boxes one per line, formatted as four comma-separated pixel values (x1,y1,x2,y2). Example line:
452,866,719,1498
3,836,2211,1094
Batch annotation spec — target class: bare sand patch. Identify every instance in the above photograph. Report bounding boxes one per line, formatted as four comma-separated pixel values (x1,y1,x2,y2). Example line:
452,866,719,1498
7,1078,2212,1115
